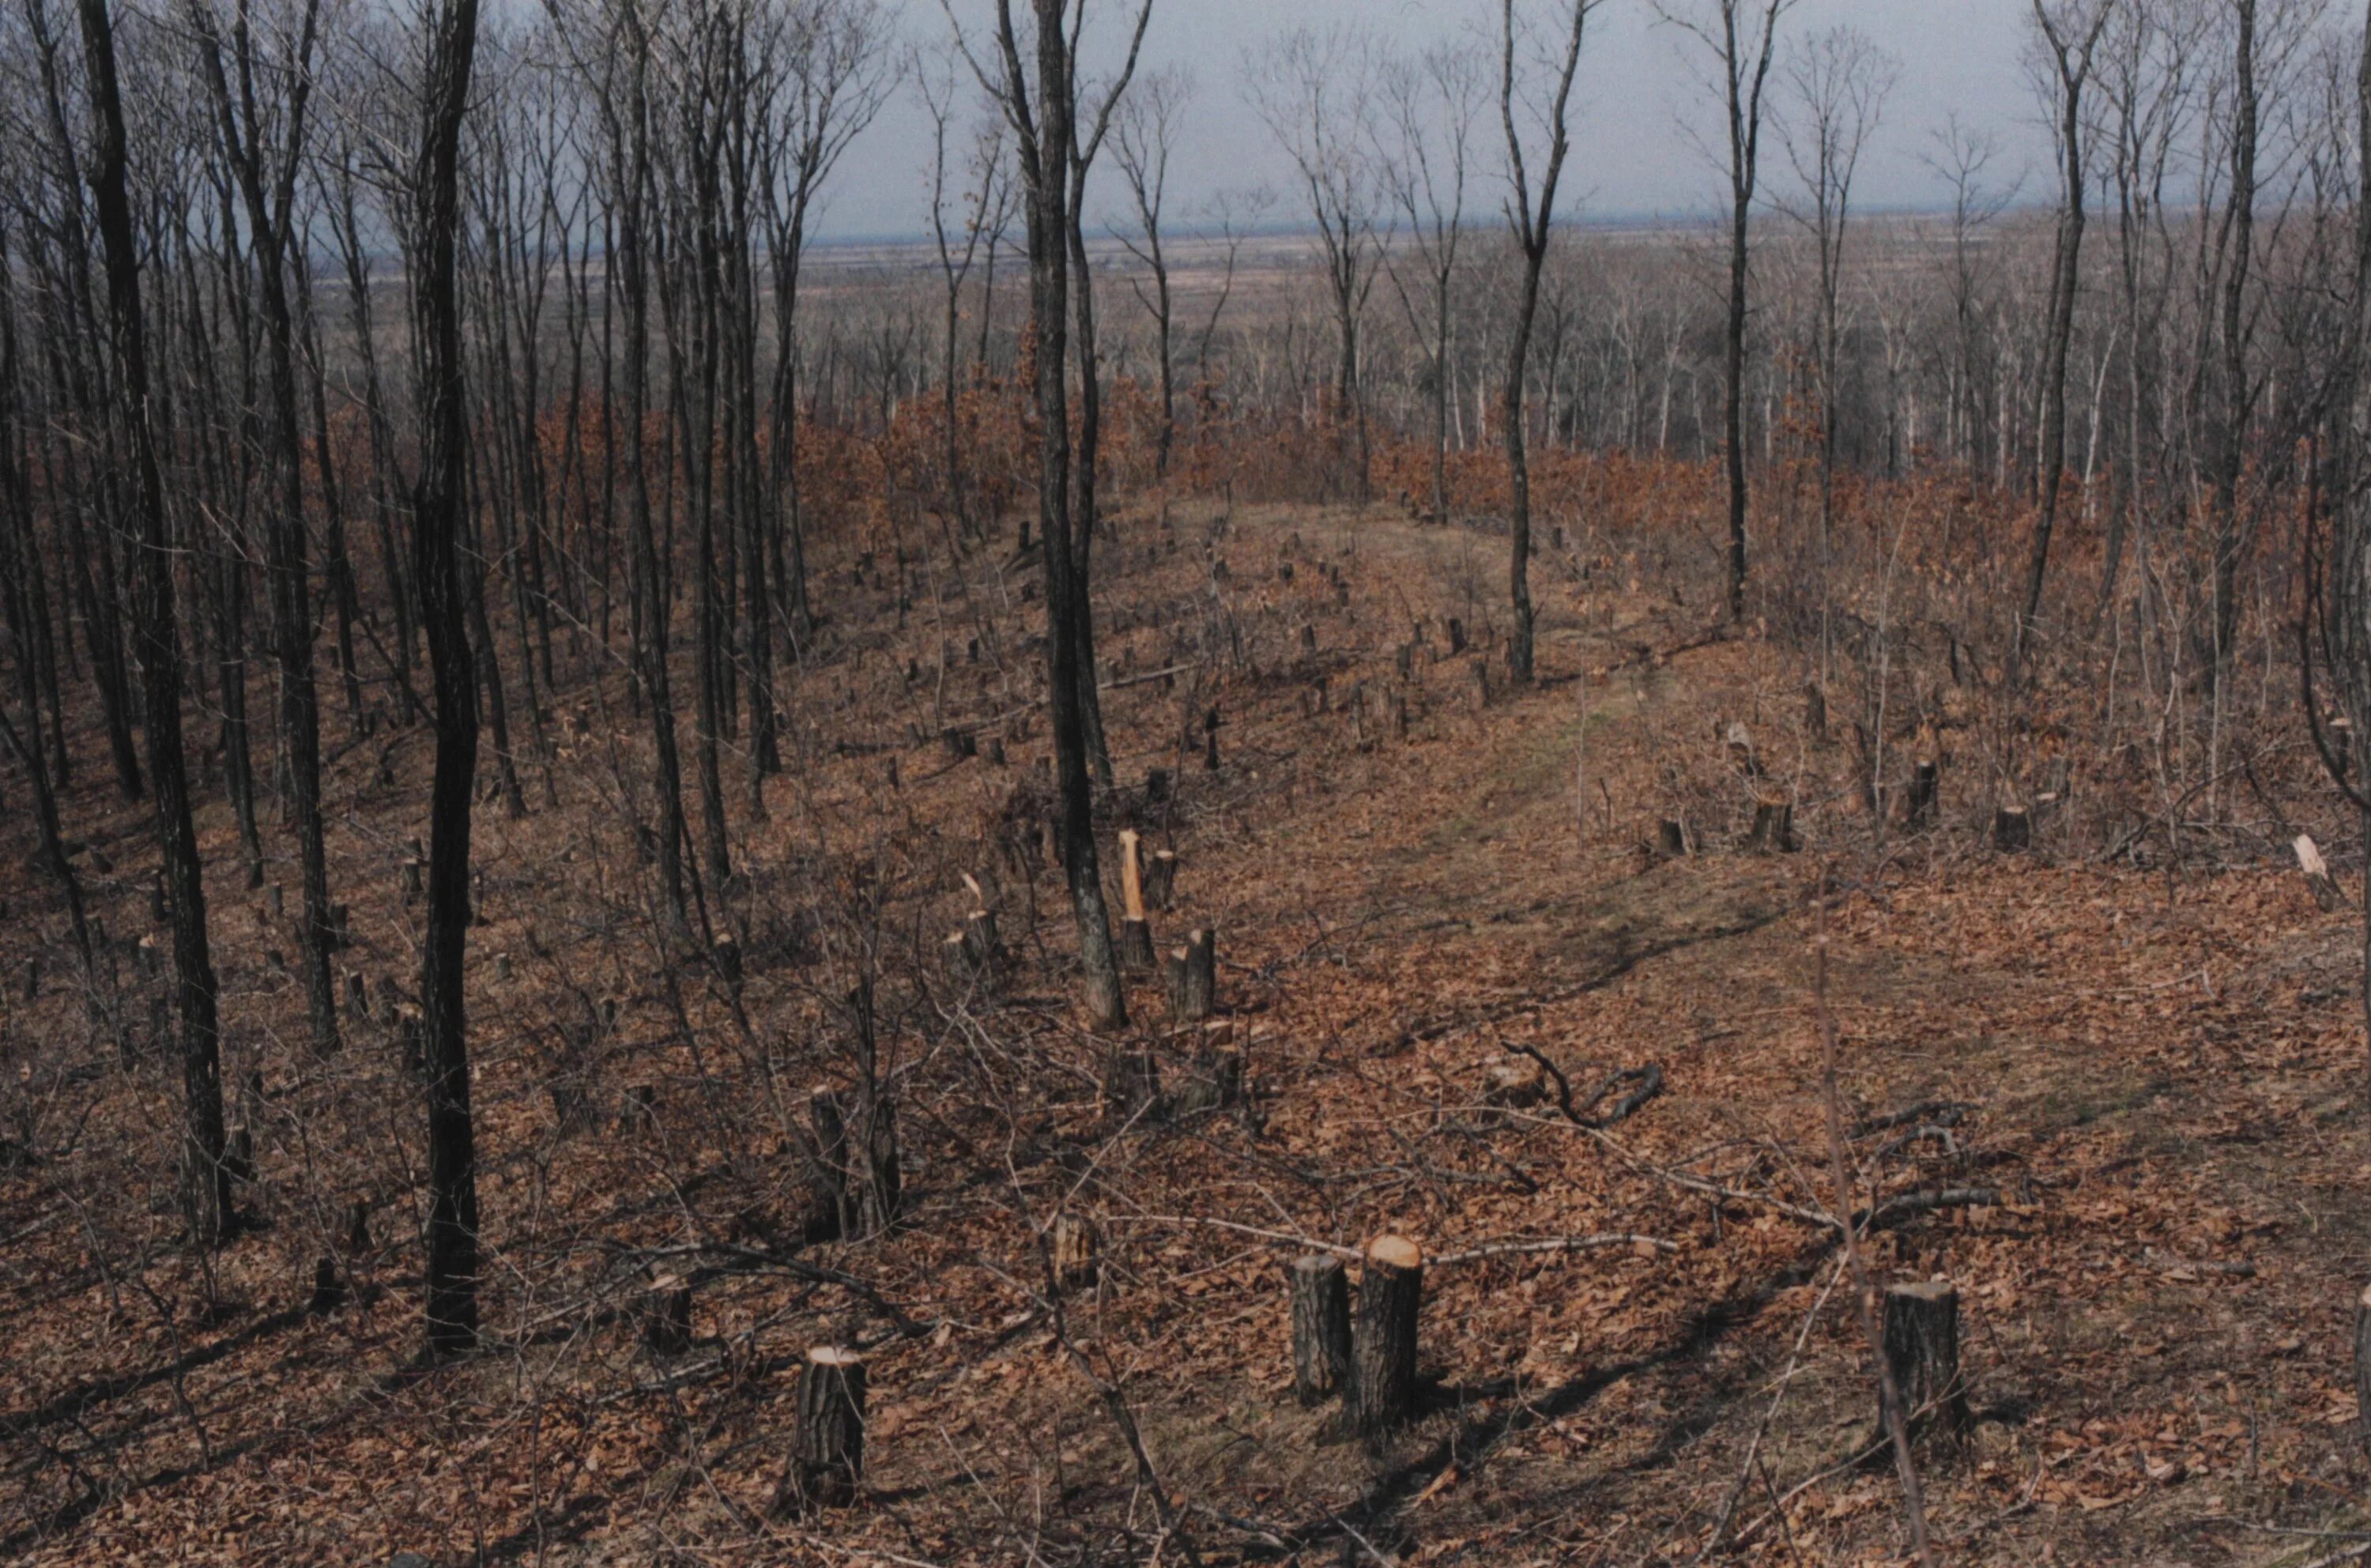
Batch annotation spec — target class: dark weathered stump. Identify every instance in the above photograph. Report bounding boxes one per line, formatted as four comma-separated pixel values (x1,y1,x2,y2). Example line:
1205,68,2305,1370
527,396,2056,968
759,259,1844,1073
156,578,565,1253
345,971,368,1019
622,1084,658,1134
1051,1213,1100,1293
853,1095,901,1238
1173,1046,1244,1116
1882,1280,1970,1447
2299,835,2344,912
1744,796,1794,855
1804,680,1828,744
1145,767,1170,805
942,726,977,761
1290,1253,1352,1405
963,909,1004,973
1657,817,1688,858
309,1254,347,1316
2354,1284,2371,1452
1351,1236,1423,1435
1482,1057,1545,1114
805,1087,850,1242
1904,760,1939,831
1993,805,2030,853
345,1199,372,1255
641,1273,694,1357
786,1348,867,1511
1168,928,1216,1022
1144,850,1178,912
714,938,743,993
1103,1047,1163,1124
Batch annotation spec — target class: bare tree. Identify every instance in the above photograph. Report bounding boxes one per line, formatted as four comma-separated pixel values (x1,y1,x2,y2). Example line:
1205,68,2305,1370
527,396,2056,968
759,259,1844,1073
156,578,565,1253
1245,24,1388,504
75,0,233,1243
1111,64,1188,477
2014,0,2114,669
1379,37,1483,527
1657,0,1795,623
1498,0,1596,684
921,47,1010,530
410,0,485,1359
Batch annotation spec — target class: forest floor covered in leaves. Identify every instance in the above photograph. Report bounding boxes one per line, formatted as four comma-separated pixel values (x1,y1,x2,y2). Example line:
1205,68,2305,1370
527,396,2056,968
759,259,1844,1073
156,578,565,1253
6,499,2371,1566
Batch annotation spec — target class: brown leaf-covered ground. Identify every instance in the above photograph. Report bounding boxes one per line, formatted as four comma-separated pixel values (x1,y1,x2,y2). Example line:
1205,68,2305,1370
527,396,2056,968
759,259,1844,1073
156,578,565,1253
6,500,2371,1566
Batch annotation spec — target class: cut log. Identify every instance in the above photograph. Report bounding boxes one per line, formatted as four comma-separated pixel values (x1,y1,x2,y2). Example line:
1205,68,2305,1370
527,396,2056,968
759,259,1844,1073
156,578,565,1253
1744,795,1795,855
787,1348,867,1510
1168,929,1216,1022
2297,835,2345,913
1290,1253,1352,1405
1882,1280,1970,1447
1351,1236,1423,1435
641,1273,694,1357
1993,805,2030,854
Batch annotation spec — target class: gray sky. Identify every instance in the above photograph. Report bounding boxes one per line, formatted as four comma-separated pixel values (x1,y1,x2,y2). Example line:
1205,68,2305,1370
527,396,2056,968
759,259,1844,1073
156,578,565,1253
816,0,2049,243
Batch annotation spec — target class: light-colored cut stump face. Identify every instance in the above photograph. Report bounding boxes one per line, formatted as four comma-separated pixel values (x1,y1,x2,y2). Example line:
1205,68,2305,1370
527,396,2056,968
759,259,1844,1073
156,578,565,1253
1892,1280,1955,1303
1367,1234,1423,1270
2358,1283,2371,1312
810,1346,861,1368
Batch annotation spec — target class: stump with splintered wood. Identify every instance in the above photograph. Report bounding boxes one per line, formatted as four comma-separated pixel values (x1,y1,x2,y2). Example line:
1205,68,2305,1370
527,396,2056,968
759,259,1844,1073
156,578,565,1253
1881,1281,1970,1448
1167,928,1216,1022
1290,1254,1352,1405
786,1348,867,1511
1993,805,2030,853
641,1273,694,1357
2298,835,2345,912
1744,795,1794,854
1116,831,1155,973
1351,1237,1423,1435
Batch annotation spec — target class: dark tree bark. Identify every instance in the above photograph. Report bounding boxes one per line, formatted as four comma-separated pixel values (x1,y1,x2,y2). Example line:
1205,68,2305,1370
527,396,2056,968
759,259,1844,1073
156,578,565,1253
411,0,486,1359
77,0,233,1246
1289,1253,1351,1404
1351,1235,1423,1435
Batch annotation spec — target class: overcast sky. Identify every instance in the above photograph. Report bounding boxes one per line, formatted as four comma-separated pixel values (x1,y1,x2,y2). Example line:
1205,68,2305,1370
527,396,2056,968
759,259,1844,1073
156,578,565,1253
813,0,2051,243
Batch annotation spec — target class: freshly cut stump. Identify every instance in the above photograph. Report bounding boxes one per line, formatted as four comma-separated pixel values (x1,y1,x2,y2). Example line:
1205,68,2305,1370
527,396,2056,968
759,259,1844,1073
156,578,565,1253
1051,1213,1100,1293
1882,1280,1970,1447
642,1275,694,1358
788,1347,867,1510
1351,1235,1423,1436
1167,929,1216,1021
1290,1254,1351,1405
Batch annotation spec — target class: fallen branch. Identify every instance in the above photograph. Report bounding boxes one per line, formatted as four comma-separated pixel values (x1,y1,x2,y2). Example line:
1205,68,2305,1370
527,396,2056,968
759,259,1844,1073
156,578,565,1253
1431,1234,1676,1266
1508,1045,1664,1129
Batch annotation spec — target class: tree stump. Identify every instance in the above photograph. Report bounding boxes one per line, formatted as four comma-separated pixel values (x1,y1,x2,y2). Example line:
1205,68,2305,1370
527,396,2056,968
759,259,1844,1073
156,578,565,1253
1482,1057,1545,1114
1882,1280,1970,1447
2354,1284,2371,1452
1351,1236,1423,1435
345,1199,372,1256
1144,850,1178,912
713,938,743,993
1174,1047,1243,1115
641,1273,694,1357
1744,796,1795,854
1804,680,1828,743
1389,692,1409,741
1168,929,1216,1022
1904,759,1939,831
344,971,368,1019
1051,1213,1100,1293
2297,835,2344,912
1290,1253,1352,1405
1103,1047,1163,1125
1993,805,2030,853
788,1348,867,1510
1657,817,1688,858
622,1084,658,1135
1116,829,1154,972
309,1253,347,1316
942,726,977,761
963,909,1004,973
805,1087,850,1242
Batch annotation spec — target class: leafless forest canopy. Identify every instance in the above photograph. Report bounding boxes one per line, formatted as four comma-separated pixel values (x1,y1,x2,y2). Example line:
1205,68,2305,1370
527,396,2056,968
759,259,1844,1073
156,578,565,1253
9,0,2371,1564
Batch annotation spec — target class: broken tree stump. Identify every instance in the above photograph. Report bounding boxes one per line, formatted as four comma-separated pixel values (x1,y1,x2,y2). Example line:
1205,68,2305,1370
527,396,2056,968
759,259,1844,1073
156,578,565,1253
1103,1047,1163,1125
641,1273,694,1357
1167,929,1216,1021
1117,829,1154,973
1993,805,2030,854
1290,1253,1352,1405
1351,1236,1423,1436
1173,1046,1243,1115
1903,759,1939,831
1051,1213,1100,1293
308,1254,346,1316
804,1087,850,1242
345,1199,372,1255
2354,1284,2371,1451
1657,817,1688,858
2298,835,2345,912
788,1348,867,1510
1744,795,1795,855
1882,1280,1970,1448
